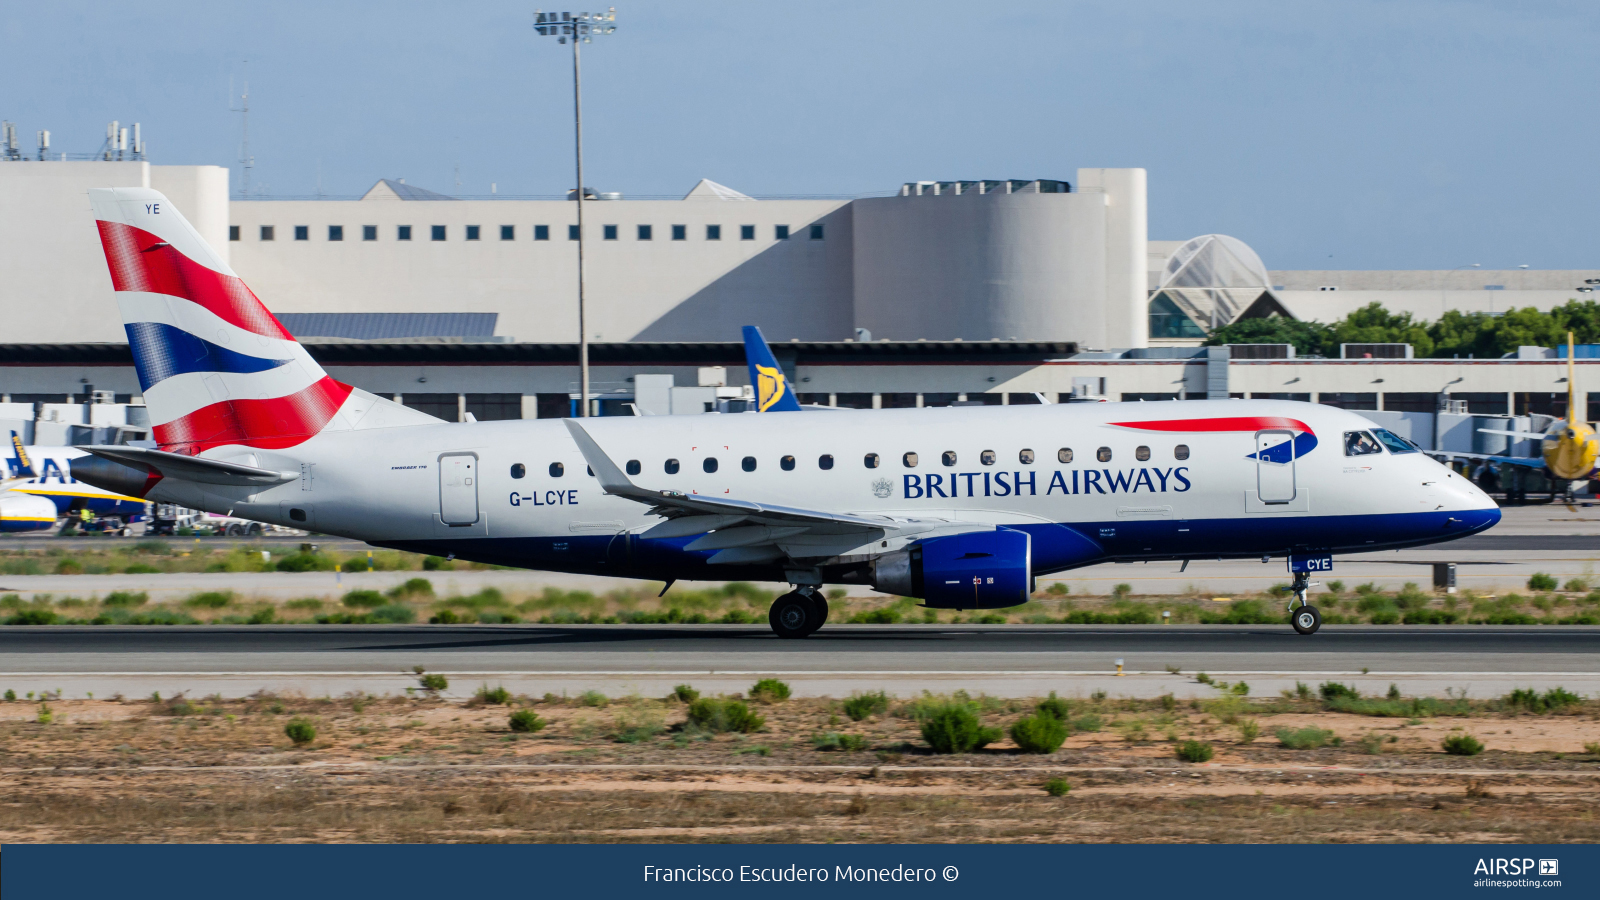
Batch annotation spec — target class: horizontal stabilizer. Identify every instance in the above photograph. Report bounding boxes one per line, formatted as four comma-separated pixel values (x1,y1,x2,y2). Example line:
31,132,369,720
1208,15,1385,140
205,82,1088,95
75,445,297,487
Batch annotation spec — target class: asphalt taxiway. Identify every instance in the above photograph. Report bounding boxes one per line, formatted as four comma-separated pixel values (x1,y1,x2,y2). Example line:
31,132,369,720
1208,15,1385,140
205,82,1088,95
0,624,1594,700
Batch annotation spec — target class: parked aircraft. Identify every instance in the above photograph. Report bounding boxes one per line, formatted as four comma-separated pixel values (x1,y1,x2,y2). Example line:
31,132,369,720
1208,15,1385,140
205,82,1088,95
6,432,148,519
0,437,58,532
70,188,1502,636
1438,333,1600,500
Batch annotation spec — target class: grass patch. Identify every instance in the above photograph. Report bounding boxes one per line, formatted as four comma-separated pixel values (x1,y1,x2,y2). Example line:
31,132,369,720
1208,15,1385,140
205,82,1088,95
842,690,889,721
1009,714,1068,753
915,701,1001,754
1442,733,1485,756
508,709,545,733
686,698,764,734
1175,740,1214,763
1275,727,1338,750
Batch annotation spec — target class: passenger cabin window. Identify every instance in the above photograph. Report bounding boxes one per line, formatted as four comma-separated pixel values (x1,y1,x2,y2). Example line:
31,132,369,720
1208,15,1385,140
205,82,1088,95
1096,447,1112,462
941,451,957,466
1058,448,1073,464
1135,445,1150,462
1344,431,1383,457
665,458,680,474
510,464,526,479
1372,428,1418,454
1174,444,1190,461
549,462,564,477
1019,449,1035,464
703,458,718,473
902,452,918,468
781,455,795,471
626,460,641,475
742,456,757,472
818,454,834,470
980,450,996,466
864,453,880,469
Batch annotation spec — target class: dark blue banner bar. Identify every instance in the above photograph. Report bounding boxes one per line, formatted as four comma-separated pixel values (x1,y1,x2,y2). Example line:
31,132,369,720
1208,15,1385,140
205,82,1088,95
3,844,1595,899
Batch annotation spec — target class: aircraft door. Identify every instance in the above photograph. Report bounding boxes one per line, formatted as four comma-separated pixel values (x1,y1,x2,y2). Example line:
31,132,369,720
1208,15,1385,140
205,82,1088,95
1255,429,1297,504
439,453,480,526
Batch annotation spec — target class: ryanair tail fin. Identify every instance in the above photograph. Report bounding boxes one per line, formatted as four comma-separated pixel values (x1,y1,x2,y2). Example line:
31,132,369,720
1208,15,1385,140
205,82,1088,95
9,432,34,478
741,326,802,412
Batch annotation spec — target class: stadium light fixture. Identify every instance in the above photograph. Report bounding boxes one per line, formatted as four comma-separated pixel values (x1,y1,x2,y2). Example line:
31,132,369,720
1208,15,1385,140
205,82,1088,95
535,8,619,417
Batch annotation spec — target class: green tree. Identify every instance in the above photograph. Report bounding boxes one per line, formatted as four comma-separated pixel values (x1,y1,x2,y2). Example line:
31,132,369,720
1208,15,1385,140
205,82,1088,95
1203,317,1333,357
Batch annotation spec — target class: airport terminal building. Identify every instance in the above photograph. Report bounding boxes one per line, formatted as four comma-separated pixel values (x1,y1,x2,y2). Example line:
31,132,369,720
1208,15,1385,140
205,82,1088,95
2,156,1598,456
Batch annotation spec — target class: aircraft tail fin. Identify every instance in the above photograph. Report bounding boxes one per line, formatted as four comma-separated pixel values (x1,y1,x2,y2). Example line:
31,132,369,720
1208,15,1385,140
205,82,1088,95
741,325,802,412
88,188,439,455
9,431,34,478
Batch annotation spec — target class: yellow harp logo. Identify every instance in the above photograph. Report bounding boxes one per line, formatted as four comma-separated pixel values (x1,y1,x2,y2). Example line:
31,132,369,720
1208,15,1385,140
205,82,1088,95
756,364,788,411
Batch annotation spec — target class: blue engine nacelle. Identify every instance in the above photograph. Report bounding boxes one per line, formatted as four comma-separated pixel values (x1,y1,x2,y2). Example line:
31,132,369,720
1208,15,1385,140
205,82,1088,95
870,528,1032,609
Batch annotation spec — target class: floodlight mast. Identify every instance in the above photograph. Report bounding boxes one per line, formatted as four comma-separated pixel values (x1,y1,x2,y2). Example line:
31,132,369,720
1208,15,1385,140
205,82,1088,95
535,8,618,417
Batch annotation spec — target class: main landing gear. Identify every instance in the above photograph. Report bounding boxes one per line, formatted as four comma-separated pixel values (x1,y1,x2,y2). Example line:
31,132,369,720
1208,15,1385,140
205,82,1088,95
1287,571,1321,635
769,587,829,639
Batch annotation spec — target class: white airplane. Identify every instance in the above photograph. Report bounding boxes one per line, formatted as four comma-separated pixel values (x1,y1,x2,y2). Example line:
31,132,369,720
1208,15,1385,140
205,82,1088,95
6,431,148,521
69,188,1502,636
0,436,58,532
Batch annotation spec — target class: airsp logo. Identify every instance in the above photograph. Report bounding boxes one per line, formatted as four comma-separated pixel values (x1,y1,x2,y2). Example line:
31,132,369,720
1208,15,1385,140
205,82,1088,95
871,478,894,499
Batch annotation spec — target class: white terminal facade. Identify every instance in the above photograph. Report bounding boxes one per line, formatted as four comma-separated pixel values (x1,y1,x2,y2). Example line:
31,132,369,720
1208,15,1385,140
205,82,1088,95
2,158,1598,457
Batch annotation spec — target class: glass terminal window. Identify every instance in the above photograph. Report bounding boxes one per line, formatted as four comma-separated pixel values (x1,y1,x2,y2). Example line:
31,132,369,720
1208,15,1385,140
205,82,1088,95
534,225,549,241
465,226,480,241
500,225,515,240
672,224,686,240
364,225,378,241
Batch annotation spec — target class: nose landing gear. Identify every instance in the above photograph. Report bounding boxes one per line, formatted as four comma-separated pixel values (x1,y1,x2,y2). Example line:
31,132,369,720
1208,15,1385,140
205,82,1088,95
1286,571,1321,635
769,587,829,639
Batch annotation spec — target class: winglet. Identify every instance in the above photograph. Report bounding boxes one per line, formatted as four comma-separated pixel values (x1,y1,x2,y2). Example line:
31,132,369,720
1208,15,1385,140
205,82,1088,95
9,431,34,478
562,419,654,501
741,326,803,412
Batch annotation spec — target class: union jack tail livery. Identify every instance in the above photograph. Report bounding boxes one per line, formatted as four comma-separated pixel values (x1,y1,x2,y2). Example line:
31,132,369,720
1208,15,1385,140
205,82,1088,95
88,188,436,456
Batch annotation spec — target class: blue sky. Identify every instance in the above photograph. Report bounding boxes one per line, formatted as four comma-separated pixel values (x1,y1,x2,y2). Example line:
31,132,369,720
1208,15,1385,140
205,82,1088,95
6,1,1597,269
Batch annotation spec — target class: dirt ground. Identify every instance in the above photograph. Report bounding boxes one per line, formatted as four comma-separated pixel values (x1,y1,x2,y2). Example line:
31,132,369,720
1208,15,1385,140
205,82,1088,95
1,688,1598,843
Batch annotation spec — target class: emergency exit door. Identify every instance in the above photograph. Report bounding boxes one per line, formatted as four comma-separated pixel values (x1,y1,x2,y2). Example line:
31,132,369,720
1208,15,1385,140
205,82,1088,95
1255,430,1297,504
439,453,480,526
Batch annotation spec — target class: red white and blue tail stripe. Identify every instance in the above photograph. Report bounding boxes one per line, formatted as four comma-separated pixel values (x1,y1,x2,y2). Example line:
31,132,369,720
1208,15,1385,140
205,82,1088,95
89,188,367,456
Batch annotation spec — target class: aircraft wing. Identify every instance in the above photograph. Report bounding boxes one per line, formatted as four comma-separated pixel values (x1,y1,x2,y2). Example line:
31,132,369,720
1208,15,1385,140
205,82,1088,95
1476,428,1547,440
563,419,990,563
1429,450,1548,469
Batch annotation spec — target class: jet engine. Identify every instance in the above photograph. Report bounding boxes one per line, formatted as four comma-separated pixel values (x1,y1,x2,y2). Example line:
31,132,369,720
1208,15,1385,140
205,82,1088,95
0,491,60,532
870,528,1032,609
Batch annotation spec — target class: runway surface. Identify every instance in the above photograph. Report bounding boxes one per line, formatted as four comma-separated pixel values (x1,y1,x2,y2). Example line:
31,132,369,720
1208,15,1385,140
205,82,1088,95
1,624,1595,700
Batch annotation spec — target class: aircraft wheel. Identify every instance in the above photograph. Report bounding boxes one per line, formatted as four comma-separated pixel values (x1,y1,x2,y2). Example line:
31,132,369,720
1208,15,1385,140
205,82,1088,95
1291,605,1322,635
802,594,829,635
769,591,817,639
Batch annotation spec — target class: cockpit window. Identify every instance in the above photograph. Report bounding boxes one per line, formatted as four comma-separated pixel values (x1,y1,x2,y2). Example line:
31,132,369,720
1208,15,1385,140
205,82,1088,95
1371,428,1419,454
1344,431,1383,457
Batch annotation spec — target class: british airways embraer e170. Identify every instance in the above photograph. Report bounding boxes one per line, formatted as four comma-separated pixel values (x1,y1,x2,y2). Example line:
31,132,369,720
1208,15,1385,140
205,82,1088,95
69,188,1502,637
